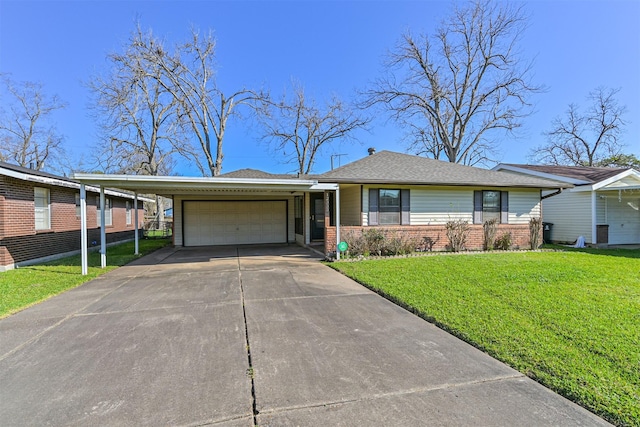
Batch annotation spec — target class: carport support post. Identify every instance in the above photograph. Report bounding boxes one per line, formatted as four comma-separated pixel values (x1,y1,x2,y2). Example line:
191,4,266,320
80,184,88,275
100,187,106,268
134,192,139,255
591,191,597,245
336,187,341,260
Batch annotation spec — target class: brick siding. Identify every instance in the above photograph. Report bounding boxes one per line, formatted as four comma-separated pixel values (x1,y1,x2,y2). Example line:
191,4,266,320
0,176,144,269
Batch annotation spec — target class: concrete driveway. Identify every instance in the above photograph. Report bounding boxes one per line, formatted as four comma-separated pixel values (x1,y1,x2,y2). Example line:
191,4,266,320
0,244,609,426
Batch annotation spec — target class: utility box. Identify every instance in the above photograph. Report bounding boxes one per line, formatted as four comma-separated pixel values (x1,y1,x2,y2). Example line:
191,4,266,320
597,224,609,244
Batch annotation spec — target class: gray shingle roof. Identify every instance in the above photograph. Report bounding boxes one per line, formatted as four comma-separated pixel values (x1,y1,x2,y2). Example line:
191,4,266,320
317,151,569,188
220,168,298,179
500,164,630,184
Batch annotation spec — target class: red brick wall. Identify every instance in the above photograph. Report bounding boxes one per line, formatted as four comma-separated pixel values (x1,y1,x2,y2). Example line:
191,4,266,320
0,176,144,269
325,224,540,256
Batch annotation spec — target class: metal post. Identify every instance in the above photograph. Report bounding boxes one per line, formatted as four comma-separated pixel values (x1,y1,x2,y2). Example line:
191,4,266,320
591,191,597,245
80,184,88,275
134,193,139,255
336,186,341,260
100,187,106,268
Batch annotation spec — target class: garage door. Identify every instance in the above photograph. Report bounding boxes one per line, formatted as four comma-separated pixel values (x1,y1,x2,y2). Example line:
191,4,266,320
183,201,287,246
607,196,640,244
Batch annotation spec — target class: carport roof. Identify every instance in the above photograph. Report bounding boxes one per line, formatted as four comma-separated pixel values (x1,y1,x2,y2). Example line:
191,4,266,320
71,173,337,195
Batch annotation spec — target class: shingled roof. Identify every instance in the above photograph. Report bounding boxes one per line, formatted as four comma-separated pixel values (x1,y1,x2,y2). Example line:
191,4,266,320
316,151,569,188
220,168,298,180
498,164,631,184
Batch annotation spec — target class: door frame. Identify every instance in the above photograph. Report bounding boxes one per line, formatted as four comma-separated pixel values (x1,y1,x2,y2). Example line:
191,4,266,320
310,192,325,241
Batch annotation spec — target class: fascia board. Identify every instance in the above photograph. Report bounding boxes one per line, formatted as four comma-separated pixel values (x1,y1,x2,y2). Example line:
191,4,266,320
492,164,589,185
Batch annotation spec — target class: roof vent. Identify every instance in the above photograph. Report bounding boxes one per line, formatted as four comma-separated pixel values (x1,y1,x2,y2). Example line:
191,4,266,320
368,147,376,156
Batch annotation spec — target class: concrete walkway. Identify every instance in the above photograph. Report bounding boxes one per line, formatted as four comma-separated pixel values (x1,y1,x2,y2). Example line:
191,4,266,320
0,245,609,426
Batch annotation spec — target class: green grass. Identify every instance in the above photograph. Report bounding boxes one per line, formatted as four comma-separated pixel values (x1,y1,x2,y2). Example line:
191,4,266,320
0,239,170,318
330,248,640,427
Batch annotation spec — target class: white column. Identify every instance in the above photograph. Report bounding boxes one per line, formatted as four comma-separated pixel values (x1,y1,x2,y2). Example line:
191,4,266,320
80,184,88,275
134,193,139,255
336,187,341,260
100,187,106,268
591,191,597,245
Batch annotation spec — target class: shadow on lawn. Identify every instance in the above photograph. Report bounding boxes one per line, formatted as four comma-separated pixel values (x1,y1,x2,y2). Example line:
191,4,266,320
546,244,640,260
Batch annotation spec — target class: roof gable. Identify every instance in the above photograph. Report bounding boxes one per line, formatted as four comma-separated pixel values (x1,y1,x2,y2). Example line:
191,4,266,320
317,151,569,188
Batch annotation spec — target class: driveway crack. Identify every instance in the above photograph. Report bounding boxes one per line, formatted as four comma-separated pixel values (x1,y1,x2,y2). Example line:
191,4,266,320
237,248,259,424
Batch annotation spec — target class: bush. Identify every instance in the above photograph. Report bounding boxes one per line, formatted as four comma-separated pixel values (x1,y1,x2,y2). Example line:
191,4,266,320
529,217,542,249
482,218,499,250
340,228,422,257
362,228,385,256
495,232,512,250
445,220,470,252
383,231,422,256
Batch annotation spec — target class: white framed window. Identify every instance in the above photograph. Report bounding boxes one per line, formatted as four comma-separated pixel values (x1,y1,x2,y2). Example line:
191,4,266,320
34,187,51,230
379,189,401,225
126,200,132,225
96,196,113,226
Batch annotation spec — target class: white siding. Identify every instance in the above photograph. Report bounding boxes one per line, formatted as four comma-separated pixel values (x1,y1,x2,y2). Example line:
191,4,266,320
596,196,607,224
541,190,593,243
607,195,640,244
339,185,361,225
410,188,473,225
361,186,540,226
174,194,295,246
508,189,541,224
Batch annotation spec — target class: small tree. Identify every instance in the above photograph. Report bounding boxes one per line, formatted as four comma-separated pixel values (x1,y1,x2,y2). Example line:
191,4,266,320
483,218,499,250
529,217,542,249
445,219,470,252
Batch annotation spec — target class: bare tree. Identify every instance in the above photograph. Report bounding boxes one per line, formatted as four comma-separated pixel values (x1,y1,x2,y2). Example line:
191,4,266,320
363,0,539,165
0,75,67,170
530,87,627,166
87,31,190,177
259,82,369,174
130,26,265,176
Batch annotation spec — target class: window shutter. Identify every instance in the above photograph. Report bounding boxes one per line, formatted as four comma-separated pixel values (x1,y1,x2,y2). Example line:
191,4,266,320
500,191,509,224
401,189,410,225
368,188,379,226
473,191,483,224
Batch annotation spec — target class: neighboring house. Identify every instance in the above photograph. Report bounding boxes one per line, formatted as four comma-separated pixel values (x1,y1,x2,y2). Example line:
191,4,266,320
73,151,569,261
0,162,146,271
493,163,640,246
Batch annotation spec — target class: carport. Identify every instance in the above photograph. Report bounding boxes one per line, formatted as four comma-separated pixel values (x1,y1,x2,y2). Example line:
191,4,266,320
72,173,341,274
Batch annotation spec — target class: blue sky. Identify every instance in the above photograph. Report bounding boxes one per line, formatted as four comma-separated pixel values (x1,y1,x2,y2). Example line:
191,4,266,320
1,0,639,175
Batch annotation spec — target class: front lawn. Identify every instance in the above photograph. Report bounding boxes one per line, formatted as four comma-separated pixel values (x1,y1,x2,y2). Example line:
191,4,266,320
330,249,640,427
0,239,170,318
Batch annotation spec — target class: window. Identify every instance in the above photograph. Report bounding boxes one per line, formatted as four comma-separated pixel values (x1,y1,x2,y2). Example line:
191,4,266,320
96,196,113,226
294,196,303,234
34,187,51,230
126,201,132,225
368,188,410,226
474,190,508,224
379,189,401,225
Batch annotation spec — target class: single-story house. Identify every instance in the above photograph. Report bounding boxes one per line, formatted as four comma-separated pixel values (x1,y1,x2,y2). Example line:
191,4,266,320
493,163,640,246
0,161,147,271
72,150,569,269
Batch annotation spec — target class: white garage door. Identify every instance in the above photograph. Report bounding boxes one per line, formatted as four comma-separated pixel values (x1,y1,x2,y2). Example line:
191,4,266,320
183,201,287,246
607,196,640,244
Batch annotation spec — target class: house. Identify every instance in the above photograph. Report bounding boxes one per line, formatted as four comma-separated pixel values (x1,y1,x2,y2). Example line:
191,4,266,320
72,151,569,267
0,162,146,271
493,163,640,246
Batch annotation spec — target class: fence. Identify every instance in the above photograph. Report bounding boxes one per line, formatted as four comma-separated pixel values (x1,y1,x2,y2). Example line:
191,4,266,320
143,220,173,239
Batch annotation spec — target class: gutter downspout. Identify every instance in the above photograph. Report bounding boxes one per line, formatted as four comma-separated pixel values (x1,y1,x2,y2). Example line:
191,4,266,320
541,188,563,200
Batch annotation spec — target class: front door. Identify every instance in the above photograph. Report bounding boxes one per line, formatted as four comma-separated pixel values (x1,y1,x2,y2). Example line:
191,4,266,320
310,193,325,240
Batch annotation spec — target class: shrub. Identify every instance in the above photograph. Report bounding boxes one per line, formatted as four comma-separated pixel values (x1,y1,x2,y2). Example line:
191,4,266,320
445,220,470,252
418,235,440,252
342,229,366,258
529,217,542,249
363,228,385,256
384,231,422,256
495,232,512,250
482,218,499,250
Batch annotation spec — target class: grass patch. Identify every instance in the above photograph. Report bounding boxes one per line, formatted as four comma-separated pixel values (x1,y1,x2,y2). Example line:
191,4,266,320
0,239,170,318
330,249,640,426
